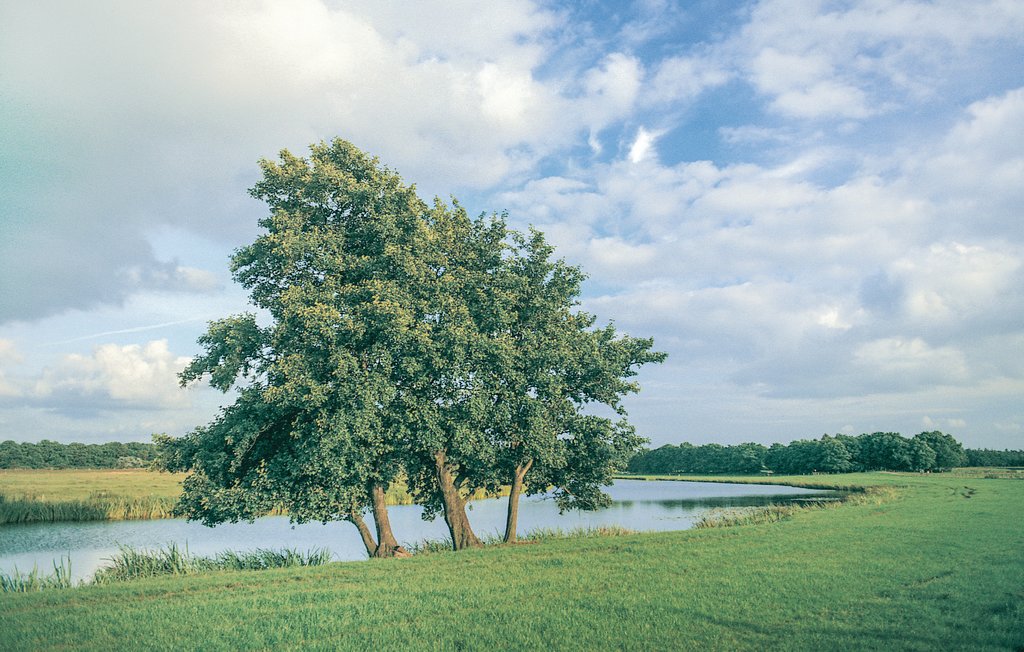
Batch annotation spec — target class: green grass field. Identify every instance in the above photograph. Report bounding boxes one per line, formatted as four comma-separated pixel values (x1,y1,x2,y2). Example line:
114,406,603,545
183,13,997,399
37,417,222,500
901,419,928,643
1,471,1021,650
0,468,186,502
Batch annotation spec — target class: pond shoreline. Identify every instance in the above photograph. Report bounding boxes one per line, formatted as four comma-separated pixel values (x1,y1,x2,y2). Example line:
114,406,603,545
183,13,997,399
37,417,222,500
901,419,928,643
1,479,836,583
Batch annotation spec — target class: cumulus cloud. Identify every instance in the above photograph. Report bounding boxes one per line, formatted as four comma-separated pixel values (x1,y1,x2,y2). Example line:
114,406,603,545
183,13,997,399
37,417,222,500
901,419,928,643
30,340,193,414
643,55,730,106
499,76,1024,415
0,0,696,323
732,0,1024,121
627,127,661,163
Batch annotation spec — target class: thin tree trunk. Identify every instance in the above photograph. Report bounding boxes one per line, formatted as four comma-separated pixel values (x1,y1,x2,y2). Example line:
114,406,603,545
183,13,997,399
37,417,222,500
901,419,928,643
370,483,409,558
347,507,377,558
434,450,482,550
503,458,533,543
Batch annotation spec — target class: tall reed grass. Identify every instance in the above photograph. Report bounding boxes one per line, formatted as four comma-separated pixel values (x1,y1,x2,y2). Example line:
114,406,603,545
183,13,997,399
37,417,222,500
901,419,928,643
0,558,74,592
0,544,334,592
0,492,177,524
692,487,894,529
92,543,334,584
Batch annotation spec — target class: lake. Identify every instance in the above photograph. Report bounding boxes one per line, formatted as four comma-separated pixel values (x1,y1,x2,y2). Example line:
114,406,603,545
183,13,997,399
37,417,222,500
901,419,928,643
0,480,833,582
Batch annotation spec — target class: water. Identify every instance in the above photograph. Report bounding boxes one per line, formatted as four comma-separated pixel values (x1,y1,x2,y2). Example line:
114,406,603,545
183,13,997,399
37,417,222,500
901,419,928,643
0,480,832,582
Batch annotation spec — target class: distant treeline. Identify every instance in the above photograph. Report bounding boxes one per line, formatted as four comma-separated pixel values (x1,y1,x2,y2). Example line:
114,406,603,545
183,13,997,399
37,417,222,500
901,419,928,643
0,440,159,470
964,448,1024,467
629,431,1024,475
3,436,1021,473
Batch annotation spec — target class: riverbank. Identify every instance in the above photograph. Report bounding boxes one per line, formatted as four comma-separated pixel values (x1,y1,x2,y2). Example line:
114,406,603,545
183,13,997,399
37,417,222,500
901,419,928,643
2,471,1021,650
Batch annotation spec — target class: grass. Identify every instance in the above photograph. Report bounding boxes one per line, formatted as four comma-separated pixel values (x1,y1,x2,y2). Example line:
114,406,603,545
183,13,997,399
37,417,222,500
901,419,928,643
0,469,184,524
1,471,1021,650
0,469,501,523
406,525,637,555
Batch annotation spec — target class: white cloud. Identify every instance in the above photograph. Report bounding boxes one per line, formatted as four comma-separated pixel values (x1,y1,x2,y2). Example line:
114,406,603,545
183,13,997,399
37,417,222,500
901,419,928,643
913,87,1024,237
0,340,24,398
2,0,1023,447
732,0,1024,121
644,55,729,106
627,127,660,163
581,53,644,138
889,242,1022,327
853,337,969,382
33,340,193,410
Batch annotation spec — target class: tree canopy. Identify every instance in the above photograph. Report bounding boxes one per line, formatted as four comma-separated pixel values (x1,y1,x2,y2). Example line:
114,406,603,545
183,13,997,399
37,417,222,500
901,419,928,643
161,139,664,554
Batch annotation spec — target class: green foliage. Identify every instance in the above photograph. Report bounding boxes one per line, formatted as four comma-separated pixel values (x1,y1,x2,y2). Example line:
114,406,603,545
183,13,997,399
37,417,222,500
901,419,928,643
0,440,159,469
0,469,184,524
630,431,978,475
92,544,333,585
964,448,1024,467
1,546,332,592
914,431,967,469
0,492,176,525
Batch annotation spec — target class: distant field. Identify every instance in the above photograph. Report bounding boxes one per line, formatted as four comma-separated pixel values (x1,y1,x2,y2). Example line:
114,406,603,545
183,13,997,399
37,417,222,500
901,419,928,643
0,469,185,523
0,469,185,502
1,472,1021,650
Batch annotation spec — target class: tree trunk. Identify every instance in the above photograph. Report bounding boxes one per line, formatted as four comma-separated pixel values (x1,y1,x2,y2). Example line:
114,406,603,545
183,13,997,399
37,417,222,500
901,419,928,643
434,450,482,550
370,483,409,558
503,458,533,543
347,507,377,558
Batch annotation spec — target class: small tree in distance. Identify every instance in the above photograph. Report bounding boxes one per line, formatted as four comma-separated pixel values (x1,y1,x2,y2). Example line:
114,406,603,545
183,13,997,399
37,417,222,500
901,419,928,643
160,139,664,554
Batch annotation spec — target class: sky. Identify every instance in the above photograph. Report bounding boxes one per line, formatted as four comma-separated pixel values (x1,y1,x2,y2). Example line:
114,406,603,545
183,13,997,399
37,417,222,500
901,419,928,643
1,0,1022,449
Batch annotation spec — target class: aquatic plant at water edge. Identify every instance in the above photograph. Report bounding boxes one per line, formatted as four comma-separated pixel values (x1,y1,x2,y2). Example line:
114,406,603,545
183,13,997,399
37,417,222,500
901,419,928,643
1,545,334,592
91,544,334,584
0,558,74,592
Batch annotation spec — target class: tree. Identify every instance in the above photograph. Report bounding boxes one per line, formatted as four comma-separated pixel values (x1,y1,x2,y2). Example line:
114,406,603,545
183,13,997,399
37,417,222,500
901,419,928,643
164,138,664,554
816,435,852,473
480,230,664,542
907,438,937,472
164,140,430,557
858,432,913,471
394,211,662,547
913,431,966,471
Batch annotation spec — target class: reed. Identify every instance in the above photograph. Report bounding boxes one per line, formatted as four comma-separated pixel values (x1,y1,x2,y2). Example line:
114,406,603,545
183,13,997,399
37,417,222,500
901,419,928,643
0,492,177,524
0,544,336,591
0,558,74,592
693,505,798,528
91,544,334,585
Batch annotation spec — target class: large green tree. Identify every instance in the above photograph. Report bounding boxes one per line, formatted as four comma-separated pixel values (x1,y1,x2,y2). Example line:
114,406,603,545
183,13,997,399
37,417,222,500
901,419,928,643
163,140,430,557
165,138,664,554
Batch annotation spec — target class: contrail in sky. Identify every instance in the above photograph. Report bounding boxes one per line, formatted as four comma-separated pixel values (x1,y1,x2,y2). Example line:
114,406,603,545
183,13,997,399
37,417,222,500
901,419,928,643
42,317,210,346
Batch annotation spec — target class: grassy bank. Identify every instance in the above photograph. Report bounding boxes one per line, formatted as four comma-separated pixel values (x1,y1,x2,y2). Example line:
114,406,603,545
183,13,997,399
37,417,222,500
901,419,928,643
1,472,1021,650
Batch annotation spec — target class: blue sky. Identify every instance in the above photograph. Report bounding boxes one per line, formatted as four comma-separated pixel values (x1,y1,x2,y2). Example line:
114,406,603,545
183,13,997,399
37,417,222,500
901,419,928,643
1,0,1022,449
